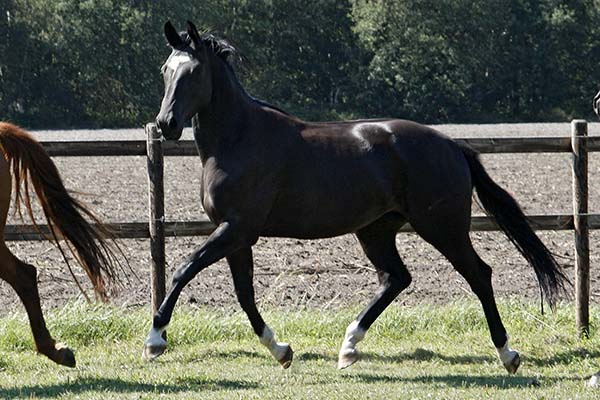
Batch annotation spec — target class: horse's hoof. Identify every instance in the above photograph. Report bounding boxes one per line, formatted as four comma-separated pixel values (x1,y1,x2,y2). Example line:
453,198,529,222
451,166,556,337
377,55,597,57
143,343,166,361
338,348,359,369
143,328,167,361
503,351,521,374
55,343,76,368
278,345,294,369
587,372,600,388
142,336,167,361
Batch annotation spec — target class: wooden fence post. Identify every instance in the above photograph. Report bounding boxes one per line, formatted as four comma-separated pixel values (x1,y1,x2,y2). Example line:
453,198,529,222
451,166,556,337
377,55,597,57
146,123,166,314
572,119,589,337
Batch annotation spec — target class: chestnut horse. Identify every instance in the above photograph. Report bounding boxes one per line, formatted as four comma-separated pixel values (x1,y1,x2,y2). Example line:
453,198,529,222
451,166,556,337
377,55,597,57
143,21,569,374
0,122,119,367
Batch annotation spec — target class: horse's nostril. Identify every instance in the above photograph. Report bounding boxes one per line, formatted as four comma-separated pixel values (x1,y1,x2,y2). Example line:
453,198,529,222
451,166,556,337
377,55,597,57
168,118,178,130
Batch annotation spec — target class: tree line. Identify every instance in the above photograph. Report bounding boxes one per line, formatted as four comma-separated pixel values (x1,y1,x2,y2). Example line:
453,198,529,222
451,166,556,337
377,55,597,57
1,0,598,128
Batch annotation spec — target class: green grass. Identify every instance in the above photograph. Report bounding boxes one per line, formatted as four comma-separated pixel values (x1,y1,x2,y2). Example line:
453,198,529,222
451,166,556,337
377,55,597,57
0,301,599,399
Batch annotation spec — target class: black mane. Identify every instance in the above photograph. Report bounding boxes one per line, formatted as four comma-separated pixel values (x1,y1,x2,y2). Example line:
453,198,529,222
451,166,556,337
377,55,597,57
178,30,289,116
250,97,290,116
179,31,241,62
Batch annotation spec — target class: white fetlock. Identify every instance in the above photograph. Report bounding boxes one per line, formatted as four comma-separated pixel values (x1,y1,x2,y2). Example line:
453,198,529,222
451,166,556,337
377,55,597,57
143,325,167,361
338,320,366,369
260,326,293,369
587,372,600,388
497,338,520,374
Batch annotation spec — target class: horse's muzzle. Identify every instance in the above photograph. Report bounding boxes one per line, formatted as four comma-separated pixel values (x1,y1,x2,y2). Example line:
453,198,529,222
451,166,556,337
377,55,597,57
156,113,183,140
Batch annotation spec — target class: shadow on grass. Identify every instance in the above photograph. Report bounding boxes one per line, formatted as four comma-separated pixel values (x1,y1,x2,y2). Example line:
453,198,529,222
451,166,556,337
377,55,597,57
363,348,496,364
0,376,260,399
298,351,583,389
298,348,495,365
298,349,585,389
297,352,335,362
202,346,599,374
185,349,268,362
349,372,579,388
526,347,600,367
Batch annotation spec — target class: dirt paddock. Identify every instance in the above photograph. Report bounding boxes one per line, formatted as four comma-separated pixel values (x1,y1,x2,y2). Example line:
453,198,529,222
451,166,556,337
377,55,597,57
2,122,600,315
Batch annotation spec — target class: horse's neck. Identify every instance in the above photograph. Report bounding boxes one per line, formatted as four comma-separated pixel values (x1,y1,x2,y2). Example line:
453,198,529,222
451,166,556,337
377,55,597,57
193,60,254,163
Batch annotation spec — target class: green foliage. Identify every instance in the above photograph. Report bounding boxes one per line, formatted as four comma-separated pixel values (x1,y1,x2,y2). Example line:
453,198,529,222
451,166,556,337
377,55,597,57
226,0,363,120
0,0,598,127
351,0,600,122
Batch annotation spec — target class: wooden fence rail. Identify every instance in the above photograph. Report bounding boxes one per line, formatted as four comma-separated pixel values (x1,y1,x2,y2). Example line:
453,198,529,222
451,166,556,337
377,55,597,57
6,213,600,241
35,135,600,157
4,121,595,334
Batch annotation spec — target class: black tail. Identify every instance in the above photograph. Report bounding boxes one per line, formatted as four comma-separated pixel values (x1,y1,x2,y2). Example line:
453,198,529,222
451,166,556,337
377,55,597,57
460,144,570,307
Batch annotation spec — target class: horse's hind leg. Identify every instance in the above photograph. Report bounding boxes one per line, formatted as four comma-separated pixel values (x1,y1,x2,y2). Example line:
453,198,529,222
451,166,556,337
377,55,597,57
0,132,73,366
227,247,293,368
413,220,520,374
445,240,519,373
0,245,76,367
339,213,412,369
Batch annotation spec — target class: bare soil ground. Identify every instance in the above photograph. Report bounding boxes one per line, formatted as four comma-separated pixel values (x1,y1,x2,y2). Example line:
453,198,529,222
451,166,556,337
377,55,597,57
2,122,600,316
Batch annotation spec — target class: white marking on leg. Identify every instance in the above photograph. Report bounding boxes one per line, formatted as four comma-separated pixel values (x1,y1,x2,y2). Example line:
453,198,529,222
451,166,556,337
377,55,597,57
588,371,600,387
496,335,517,365
338,320,366,368
496,334,520,374
340,320,366,353
145,325,167,349
259,325,289,361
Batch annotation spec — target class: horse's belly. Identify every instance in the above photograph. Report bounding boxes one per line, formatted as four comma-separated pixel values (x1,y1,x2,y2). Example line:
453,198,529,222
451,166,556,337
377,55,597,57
260,214,381,239
260,186,400,239
260,152,407,238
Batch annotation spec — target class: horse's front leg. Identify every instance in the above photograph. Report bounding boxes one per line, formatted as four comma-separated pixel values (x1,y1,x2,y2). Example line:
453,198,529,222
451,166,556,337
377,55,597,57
227,247,293,368
0,246,75,367
143,221,254,360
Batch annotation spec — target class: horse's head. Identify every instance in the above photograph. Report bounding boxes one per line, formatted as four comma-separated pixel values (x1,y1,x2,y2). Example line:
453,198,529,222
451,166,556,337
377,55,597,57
156,21,212,140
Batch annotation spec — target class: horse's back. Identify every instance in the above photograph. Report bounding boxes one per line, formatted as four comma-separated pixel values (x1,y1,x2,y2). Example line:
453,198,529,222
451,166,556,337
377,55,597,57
301,118,472,197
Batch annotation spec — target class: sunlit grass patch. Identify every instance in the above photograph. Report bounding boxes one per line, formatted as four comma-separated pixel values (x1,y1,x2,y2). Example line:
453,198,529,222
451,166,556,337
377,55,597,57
0,300,598,399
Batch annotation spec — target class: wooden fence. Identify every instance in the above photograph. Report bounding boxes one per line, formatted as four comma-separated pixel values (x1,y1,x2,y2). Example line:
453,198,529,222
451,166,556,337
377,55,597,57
4,120,597,335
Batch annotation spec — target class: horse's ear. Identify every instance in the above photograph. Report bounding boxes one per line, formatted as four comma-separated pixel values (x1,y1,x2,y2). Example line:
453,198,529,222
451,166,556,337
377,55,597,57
164,21,184,49
186,20,202,48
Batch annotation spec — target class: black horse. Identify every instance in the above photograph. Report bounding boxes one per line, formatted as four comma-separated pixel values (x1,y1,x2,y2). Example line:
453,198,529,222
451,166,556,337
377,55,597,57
143,21,569,373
